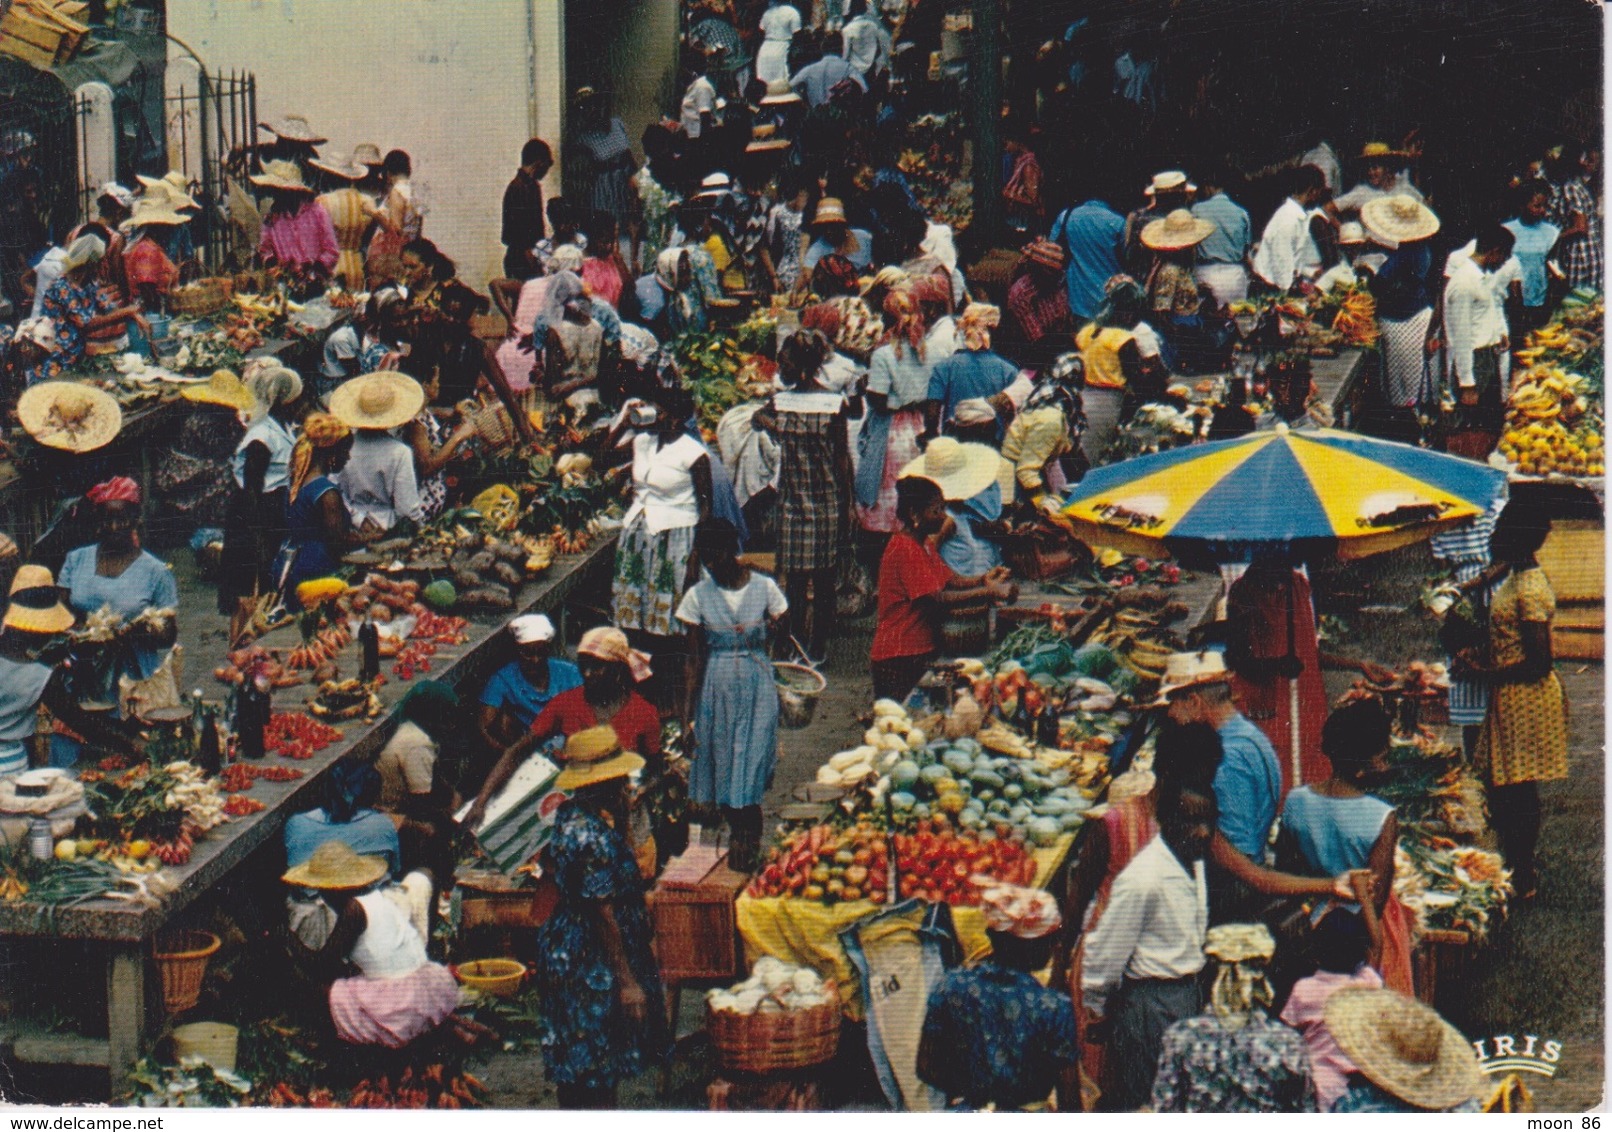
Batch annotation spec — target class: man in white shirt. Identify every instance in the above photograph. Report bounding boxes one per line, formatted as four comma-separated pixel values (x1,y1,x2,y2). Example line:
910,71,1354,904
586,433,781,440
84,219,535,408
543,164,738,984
680,68,718,139
842,0,891,79
1252,165,1329,293
1081,785,1216,1112
1441,224,1516,448
339,431,424,532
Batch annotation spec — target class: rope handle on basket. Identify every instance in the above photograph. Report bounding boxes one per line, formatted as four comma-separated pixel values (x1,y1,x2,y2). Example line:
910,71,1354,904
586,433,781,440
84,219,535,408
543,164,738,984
787,636,820,673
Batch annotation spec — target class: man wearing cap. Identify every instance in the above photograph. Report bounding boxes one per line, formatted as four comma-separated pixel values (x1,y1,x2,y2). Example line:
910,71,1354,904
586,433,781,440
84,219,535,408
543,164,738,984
476,614,582,779
1158,651,1282,915
1080,785,1217,1111
918,882,1079,1111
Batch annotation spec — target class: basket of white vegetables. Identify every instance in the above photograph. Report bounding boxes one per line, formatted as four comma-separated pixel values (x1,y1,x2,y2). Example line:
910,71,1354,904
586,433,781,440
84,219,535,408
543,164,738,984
706,957,839,1072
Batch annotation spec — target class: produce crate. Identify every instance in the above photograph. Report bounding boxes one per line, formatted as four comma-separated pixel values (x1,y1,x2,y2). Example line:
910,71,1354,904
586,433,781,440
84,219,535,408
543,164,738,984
1000,526,1091,582
648,858,749,982
0,8,64,66
1537,520,1603,603
1551,601,1603,661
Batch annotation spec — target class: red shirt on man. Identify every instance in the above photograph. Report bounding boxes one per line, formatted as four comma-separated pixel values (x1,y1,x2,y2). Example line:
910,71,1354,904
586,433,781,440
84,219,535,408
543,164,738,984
871,530,955,662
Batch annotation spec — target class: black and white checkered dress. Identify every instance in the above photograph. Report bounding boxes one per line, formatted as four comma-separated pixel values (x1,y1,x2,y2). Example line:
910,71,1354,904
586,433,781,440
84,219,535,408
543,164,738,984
773,390,846,573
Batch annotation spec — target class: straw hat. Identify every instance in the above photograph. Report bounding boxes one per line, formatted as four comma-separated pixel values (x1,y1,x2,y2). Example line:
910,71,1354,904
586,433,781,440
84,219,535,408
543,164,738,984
3,564,74,635
310,154,369,182
1338,220,1369,246
1357,141,1408,163
577,625,653,683
181,369,256,413
352,143,384,167
258,114,328,145
692,172,734,200
1141,209,1215,252
121,196,189,231
1325,989,1485,1111
1150,649,1230,705
137,173,198,210
18,382,123,453
899,437,999,502
281,840,388,891
554,725,645,792
329,372,426,431
96,181,135,211
759,78,804,106
812,197,848,226
745,137,794,155
1143,170,1196,196
250,159,315,194
1360,194,1440,246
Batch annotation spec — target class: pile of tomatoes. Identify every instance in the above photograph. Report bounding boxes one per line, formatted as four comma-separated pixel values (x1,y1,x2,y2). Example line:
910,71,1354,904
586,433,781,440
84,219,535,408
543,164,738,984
218,762,305,793
223,795,266,817
412,610,469,644
747,816,1037,906
391,639,437,681
264,712,344,759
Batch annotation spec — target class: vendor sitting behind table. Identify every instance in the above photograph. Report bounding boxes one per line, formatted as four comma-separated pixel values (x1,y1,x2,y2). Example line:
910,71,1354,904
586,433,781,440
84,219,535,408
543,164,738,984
282,840,458,1049
281,412,375,604
25,236,147,386
120,190,190,311
0,566,141,777
918,882,1079,1111
57,477,179,716
464,626,660,831
475,613,581,783
329,372,427,535
870,476,1017,702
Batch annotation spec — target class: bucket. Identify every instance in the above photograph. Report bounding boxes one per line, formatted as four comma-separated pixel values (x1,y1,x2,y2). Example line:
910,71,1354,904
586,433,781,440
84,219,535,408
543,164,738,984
152,930,220,1014
774,662,826,730
171,1022,238,1071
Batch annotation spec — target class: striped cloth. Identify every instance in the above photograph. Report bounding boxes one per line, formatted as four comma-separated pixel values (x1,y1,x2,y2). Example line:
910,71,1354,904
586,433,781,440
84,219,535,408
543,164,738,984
1429,495,1506,725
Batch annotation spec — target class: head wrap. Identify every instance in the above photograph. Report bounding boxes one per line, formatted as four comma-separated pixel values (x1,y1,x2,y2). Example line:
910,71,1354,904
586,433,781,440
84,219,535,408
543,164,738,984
811,253,860,298
950,398,997,428
13,317,56,351
1204,923,1277,1021
288,412,352,499
323,760,382,825
881,288,926,362
550,243,585,274
825,296,883,359
577,625,653,683
619,323,660,367
976,881,1063,939
86,476,140,507
509,613,556,644
958,302,1001,351
538,270,586,334
737,355,780,400
1096,274,1145,327
655,247,687,292
908,268,953,314
1027,351,1087,423
799,301,841,340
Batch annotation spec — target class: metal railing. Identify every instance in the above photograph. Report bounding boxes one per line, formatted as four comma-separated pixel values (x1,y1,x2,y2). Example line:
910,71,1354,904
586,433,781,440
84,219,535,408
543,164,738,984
160,68,258,272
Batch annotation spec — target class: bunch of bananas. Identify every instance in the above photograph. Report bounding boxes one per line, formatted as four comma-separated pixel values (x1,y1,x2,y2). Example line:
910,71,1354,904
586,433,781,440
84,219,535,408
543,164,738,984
1090,609,1181,680
1508,369,1588,423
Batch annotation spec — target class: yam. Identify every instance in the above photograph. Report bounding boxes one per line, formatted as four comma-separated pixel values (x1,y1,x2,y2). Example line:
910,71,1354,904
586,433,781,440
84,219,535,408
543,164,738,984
491,561,522,586
467,550,497,573
458,587,515,609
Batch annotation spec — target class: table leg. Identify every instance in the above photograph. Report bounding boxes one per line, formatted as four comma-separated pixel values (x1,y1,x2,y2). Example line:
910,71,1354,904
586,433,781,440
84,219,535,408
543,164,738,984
106,944,146,1092
658,982,682,1097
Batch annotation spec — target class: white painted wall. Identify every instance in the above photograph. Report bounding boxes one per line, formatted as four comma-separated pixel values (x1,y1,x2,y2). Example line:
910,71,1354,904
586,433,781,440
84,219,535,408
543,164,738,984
165,0,565,287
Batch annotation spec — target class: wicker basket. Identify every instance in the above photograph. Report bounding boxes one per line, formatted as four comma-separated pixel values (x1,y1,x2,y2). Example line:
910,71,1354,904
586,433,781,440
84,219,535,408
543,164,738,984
168,278,231,317
707,979,840,1072
774,662,826,730
466,398,516,449
152,929,220,1014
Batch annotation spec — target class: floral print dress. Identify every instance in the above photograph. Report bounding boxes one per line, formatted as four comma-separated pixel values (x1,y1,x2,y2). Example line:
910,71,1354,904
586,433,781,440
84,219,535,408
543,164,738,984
535,801,667,1089
28,276,116,384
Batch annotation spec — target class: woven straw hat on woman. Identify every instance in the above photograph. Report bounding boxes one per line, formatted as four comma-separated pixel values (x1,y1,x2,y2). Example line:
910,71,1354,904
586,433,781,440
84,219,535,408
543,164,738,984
250,159,315,194
1141,209,1216,252
899,437,999,501
1360,194,1440,248
1202,922,1276,1020
1324,988,1485,1110
259,114,328,145
3,564,75,634
18,382,123,452
330,372,426,431
554,725,645,792
181,369,257,415
280,840,388,891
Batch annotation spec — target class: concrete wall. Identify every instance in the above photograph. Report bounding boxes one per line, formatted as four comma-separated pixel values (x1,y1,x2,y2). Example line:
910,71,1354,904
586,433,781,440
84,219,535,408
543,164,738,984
166,0,566,287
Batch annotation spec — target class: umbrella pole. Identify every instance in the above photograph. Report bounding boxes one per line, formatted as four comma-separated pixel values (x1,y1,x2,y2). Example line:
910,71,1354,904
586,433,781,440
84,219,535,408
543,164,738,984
1289,676,1302,788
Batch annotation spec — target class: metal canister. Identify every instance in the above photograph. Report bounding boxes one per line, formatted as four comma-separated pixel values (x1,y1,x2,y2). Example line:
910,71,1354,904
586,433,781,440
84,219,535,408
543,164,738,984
28,818,54,862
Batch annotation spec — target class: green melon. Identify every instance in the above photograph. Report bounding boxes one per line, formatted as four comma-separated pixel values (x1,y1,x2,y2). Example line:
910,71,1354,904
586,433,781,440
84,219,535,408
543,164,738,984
422,579,457,610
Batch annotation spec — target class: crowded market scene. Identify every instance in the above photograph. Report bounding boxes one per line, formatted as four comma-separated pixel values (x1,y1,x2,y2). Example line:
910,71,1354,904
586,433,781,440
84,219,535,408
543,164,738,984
0,0,1601,1116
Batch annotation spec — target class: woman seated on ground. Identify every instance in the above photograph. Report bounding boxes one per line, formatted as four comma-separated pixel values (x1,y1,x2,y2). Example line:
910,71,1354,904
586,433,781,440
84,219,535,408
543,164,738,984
282,840,458,1050
27,236,147,385
678,518,787,871
544,292,606,411
372,680,462,889
401,367,478,523
282,413,372,604
476,613,582,778
330,372,427,535
58,477,179,713
580,210,632,310
466,626,662,829
430,280,534,442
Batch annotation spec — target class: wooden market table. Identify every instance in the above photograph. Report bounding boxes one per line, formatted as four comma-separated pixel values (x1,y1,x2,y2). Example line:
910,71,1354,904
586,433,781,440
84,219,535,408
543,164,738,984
0,533,618,1089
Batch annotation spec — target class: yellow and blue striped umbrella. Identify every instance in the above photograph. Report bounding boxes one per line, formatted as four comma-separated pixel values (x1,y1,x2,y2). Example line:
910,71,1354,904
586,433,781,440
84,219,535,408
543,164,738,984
1060,424,1508,561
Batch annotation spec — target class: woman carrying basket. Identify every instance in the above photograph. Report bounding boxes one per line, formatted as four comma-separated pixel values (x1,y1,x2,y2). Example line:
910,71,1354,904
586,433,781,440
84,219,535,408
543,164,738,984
678,518,787,871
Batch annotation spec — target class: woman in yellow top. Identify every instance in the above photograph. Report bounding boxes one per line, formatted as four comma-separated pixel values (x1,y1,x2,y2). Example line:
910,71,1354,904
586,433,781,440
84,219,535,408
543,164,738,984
313,151,387,291
1073,276,1165,467
1457,503,1567,902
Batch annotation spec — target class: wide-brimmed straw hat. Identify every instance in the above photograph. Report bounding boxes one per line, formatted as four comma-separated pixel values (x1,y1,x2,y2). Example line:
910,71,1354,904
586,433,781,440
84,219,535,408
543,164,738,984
3,564,74,635
811,197,848,226
554,725,645,792
121,196,189,231
310,154,369,182
137,172,198,210
899,437,1000,502
352,143,384,167
745,137,794,155
258,114,327,145
329,372,426,431
1357,141,1409,163
181,369,256,413
1141,209,1215,251
759,78,804,106
281,840,388,891
250,159,315,194
1325,989,1485,1111
1150,649,1230,706
18,382,123,453
1143,170,1196,196
1360,194,1440,247
692,172,734,200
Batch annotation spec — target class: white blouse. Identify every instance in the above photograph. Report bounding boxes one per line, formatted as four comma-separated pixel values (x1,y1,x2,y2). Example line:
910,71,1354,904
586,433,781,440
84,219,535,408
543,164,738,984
624,432,706,534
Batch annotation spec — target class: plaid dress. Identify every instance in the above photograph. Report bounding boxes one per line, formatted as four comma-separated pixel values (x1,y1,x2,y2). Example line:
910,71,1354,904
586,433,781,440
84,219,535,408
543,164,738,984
773,390,846,573
1549,177,1603,291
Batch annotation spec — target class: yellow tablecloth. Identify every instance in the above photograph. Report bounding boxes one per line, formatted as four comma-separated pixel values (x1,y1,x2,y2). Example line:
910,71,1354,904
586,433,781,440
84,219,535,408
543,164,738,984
735,834,1075,1019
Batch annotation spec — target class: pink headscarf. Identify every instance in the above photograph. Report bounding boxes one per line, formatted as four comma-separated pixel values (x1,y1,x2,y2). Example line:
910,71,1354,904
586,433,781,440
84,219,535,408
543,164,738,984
577,626,653,683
